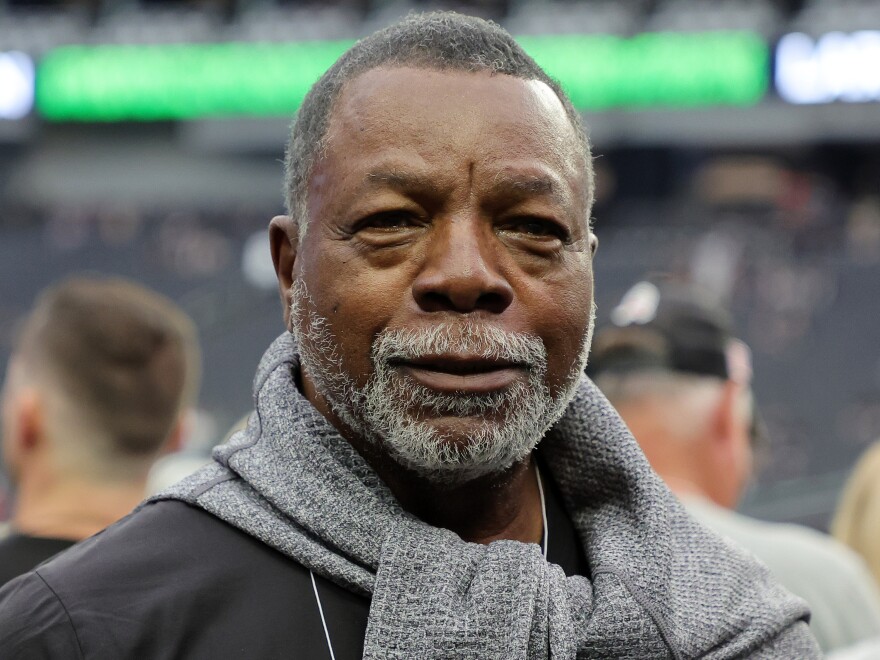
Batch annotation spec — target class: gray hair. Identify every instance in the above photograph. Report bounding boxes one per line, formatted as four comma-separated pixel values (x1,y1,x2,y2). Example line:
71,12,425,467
283,11,594,241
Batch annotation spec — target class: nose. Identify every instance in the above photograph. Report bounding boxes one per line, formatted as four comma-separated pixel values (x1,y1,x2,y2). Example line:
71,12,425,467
412,217,514,314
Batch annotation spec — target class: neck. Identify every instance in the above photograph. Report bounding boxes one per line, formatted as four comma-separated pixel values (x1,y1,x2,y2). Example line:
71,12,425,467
662,475,711,502
12,475,147,541
382,450,544,546
618,410,727,507
651,466,737,509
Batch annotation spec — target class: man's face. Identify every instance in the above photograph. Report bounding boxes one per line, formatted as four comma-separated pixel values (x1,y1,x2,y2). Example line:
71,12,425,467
283,67,597,482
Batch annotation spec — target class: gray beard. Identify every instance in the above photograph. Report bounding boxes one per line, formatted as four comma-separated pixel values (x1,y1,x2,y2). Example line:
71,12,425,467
290,279,594,485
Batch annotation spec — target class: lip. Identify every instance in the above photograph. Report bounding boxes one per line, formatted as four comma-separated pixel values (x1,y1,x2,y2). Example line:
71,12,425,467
392,355,528,394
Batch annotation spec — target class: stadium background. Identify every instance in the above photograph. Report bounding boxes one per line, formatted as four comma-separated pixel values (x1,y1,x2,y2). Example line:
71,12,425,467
1,0,879,530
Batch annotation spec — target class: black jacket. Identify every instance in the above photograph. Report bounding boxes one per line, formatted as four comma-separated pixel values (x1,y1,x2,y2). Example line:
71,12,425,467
0,481,584,659
0,534,74,588
0,501,369,659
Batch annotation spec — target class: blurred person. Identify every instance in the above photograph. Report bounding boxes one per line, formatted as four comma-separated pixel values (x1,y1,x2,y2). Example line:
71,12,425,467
0,275,200,587
828,442,880,660
827,635,880,660
144,411,247,496
0,13,818,658
590,280,880,653
833,441,880,588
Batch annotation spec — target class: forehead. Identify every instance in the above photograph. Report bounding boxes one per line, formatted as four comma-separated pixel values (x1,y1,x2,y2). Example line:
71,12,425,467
318,66,585,191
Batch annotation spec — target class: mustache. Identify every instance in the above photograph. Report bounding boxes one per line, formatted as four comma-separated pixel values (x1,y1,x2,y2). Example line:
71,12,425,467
371,321,547,369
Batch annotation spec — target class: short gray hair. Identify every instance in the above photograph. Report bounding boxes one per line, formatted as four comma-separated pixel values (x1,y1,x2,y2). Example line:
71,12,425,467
283,11,594,240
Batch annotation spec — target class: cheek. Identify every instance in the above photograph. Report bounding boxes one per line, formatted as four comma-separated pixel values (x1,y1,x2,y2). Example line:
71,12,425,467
532,270,594,389
316,274,407,341
300,245,418,381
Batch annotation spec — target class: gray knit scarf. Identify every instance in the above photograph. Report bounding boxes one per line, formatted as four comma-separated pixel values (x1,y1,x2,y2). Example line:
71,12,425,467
156,333,819,658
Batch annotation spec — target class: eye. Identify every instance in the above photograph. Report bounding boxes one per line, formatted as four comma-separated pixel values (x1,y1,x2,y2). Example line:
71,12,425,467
357,210,421,231
501,217,569,242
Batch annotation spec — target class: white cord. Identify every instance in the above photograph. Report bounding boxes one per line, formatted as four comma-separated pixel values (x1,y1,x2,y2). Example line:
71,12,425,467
310,570,337,660
536,464,549,560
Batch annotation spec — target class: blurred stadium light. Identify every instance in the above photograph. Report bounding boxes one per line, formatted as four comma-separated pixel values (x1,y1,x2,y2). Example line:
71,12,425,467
776,31,880,104
0,52,34,120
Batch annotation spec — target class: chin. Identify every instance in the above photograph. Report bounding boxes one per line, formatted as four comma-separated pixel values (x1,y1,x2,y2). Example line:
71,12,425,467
375,416,541,486
390,452,526,487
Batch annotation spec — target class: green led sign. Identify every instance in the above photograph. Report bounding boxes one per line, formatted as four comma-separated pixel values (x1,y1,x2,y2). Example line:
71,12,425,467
37,40,355,121
521,32,768,109
36,32,769,122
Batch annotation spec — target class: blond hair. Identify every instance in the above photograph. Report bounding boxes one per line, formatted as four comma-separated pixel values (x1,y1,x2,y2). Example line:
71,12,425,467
832,442,880,587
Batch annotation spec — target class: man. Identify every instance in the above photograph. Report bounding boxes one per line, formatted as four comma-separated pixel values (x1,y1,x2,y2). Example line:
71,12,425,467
590,279,880,653
0,13,820,658
0,275,199,587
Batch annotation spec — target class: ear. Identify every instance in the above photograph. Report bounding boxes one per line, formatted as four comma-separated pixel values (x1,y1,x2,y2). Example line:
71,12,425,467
269,215,299,328
712,381,745,453
710,380,753,504
10,389,44,458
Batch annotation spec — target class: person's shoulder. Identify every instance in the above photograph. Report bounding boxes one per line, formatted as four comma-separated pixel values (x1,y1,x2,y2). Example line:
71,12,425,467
689,499,858,561
744,514,868,567
36,498,318,599
35,499,251,581
0,570,84,657
686,498,876,587
0,534,74,587
766,519,880,580
0,500,327,658
0,501,240,626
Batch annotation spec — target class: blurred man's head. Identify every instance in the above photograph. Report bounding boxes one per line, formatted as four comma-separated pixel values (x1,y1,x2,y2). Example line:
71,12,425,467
270,12,598,485
1,276,200,490
590,281,759,508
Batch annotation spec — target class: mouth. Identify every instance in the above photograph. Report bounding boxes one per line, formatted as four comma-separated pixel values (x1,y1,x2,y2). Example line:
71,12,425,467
390,355,528,394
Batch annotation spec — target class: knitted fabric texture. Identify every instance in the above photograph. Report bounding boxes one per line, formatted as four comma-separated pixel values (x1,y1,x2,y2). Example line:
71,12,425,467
154,333,820,658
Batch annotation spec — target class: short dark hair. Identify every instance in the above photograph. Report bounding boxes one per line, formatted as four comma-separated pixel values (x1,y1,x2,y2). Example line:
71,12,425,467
15,276,200,460
283,11,593,239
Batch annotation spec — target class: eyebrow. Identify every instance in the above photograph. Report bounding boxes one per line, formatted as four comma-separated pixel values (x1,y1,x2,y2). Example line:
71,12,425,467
489,171,571,208
365,170,438,191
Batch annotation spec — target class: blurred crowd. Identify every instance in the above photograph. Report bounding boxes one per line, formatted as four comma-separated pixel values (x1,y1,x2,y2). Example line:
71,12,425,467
3,0,878,51
0,0,854,23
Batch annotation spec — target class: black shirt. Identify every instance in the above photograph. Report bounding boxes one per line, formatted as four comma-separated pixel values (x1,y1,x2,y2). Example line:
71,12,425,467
0,533,74,588
0,475,586,659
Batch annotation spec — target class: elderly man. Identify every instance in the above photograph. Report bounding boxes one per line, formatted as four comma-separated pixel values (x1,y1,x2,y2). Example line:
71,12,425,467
0,276,199,587
590,280,880,654
0,13,819,658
